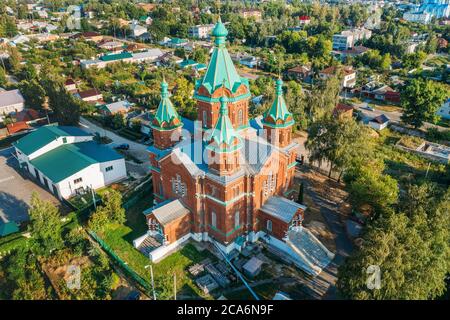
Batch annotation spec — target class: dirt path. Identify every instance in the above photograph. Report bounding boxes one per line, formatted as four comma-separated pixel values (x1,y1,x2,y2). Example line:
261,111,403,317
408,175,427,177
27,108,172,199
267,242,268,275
296,166,354,299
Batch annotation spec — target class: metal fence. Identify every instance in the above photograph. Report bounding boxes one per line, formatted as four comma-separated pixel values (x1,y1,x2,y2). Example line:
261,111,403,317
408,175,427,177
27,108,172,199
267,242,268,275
88,230,152,295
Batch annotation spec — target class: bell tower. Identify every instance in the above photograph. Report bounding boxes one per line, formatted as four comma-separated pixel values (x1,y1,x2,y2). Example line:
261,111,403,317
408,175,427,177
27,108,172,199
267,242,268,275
206,96,243,176
151,79,183,150
262,78,294,148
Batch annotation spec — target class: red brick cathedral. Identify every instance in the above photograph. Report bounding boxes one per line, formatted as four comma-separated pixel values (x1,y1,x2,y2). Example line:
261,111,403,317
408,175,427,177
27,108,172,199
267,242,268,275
135,19,333,273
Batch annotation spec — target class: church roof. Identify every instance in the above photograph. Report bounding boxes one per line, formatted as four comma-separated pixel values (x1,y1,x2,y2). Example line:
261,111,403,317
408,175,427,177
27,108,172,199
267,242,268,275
152,79,182,130
144,199,190,226
206,96,243,153
262,78,294,128
199,18,246,94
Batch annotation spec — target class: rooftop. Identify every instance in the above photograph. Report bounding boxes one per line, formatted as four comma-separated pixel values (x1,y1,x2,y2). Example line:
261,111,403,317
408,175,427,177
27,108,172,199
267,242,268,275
260,196,306,224
30,141,123,183
14,125,92,156
144,199,190,226
0,89,25,108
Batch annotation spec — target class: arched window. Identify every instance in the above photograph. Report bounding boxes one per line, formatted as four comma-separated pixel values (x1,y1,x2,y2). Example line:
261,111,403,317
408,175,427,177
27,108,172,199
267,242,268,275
202,110,207,127
234,211,240,229
211,211,217,228
267,220,272,232
238,109,243,126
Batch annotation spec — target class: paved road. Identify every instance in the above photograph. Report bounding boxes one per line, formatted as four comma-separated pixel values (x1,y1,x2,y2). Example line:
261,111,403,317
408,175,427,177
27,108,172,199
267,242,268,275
354,102,448,132
296,167,354,300
79,117,150,163
0,147,61,223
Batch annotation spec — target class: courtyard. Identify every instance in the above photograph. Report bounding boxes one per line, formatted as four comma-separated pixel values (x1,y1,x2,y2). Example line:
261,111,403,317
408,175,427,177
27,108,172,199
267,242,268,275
0,147,64,224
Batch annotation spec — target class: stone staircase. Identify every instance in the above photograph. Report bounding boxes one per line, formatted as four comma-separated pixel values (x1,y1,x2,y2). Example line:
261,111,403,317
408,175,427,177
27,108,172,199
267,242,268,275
285,227,335,276
137,235,163,257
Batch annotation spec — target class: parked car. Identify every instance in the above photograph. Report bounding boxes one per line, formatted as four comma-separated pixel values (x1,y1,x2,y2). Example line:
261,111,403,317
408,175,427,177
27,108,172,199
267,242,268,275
125,290,140,300
114,143,130,150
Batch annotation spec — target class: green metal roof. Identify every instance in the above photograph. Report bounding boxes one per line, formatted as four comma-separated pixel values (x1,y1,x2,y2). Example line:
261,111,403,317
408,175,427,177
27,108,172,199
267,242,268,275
200,19,247,94
30,141,123,183
0,221,19,237
100,52,132,62
207,96,242,153
171,38,187,44
262,79,294,127
152,80,183,130
179,59,198,68
212,17,228,41
13,126,91,156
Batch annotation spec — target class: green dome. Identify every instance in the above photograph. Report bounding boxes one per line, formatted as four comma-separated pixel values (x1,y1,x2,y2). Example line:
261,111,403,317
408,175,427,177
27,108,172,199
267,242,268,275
212,18,228,45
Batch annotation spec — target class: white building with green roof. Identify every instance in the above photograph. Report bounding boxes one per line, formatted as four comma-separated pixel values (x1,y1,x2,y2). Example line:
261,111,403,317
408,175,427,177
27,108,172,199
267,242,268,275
13,125,127,199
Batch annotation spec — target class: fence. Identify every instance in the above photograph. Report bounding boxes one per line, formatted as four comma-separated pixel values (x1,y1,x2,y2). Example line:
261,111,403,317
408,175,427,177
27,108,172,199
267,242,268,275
88,230,152,295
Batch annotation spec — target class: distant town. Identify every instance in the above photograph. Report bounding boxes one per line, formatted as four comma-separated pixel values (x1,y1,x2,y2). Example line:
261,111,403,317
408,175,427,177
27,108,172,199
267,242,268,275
0,0,449,302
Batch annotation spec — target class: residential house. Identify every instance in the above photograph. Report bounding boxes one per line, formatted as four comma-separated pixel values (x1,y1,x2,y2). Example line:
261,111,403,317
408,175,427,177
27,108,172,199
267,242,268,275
131,49,165,64
298,15,311,25
64,78,77,92
333,103,354,120
241,9,262,21
332,28,372,50
369,114,389,130
6,122,30,135
239,56,260,68
436,98,450,120
15,109,46,125
319,66,356,89
286,65,311,81
189,24,215,39
98,100,133,116
131,21,148,39
164,38,188,48
361,82,400,103
76,89,103,103
0,89,25,123
70,32,103,43
13,125,127,199
98,40,124,53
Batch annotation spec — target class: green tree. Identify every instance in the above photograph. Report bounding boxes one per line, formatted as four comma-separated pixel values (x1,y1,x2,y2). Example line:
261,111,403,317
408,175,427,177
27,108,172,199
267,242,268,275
400,78,447,128
402,51,427,70
45,80,81,125
306,116,373,179
89,189,126,231
337,184,450,299
28,192,63,256
18,79,46,110
0,66,6,87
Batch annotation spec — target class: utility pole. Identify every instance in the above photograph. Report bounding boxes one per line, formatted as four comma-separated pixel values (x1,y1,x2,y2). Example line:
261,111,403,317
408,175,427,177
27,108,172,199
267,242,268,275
173,273,177,300
145,265,156,300
90,184,96,210
425,162,431,179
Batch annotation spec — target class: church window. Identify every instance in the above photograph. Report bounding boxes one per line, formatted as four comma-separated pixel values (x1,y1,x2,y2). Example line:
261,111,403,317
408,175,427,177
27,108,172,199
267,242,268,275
234,211,240,229
267,220,272,232
211,211,217,228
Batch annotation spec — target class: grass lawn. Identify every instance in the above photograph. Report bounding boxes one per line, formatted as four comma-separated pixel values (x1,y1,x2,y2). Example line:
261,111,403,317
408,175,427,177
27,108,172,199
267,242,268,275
98,224,212,300
377,129,449,188
96,192,212,300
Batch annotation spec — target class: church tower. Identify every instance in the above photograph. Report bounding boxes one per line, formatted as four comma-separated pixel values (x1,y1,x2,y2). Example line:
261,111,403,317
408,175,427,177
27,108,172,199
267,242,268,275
206,96,243,176
262,78,295,148
194,18,251,133
151,79,183,150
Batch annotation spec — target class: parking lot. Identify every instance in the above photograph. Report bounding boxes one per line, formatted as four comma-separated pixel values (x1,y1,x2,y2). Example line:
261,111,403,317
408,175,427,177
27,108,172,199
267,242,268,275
0,147,62,224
